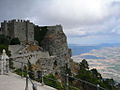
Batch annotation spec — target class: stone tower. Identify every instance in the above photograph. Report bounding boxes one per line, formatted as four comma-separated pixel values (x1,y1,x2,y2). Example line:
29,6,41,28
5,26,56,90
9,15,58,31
1,19,34,42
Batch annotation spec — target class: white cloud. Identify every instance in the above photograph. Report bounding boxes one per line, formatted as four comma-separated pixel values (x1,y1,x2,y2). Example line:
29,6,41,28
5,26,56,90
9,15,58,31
36,0,110,27
0,0,120,44
32,0,120,37
68,34,120,45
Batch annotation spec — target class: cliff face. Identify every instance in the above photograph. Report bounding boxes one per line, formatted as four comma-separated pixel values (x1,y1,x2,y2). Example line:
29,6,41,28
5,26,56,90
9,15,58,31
7,23,73,74
40,25,72,67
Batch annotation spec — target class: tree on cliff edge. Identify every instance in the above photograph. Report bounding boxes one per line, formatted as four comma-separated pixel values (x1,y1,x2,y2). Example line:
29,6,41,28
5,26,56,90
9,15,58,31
79,59,89,70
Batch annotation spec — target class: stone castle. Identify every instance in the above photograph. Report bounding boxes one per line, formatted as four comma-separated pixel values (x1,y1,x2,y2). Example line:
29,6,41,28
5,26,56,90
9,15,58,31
0,19,72,74
0,19,34,42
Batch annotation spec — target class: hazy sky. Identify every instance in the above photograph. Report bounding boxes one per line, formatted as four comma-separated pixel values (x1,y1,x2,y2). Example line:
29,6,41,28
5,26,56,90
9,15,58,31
0,0,120,45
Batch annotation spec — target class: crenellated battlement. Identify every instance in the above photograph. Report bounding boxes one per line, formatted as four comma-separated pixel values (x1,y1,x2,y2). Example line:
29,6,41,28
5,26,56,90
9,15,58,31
3,19,34,24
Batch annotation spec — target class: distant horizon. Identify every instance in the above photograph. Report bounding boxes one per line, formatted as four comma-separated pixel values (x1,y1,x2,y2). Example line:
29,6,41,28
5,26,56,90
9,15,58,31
69,42,120,56
68,42,120,46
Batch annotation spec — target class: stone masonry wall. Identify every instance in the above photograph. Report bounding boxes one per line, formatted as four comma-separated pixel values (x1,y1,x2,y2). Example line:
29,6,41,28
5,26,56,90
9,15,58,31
27,22,34,42
14,20,26,41
1,20,34,42
41,25,72,68
1,20,14,38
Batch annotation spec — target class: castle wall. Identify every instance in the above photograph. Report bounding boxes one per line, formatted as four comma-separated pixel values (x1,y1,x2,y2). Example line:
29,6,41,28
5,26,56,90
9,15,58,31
7,21,15,38
27,22,34,42
1,21,9,36
14,20,26,41
41,25,71,67
0,20,34,42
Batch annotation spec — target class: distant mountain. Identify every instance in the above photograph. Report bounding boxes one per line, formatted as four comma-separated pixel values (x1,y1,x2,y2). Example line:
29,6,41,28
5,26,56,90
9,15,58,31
68,43,120,56
80,55,106,59
98,43,120,47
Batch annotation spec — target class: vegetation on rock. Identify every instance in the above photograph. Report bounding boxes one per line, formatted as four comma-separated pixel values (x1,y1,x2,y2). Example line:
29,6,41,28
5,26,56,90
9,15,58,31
0,35,10,45
34,26,48,45
10,37,20,45
13,58,120,90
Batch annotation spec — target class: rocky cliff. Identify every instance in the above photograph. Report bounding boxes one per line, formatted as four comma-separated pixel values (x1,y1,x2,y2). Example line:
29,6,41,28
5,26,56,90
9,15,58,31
33,25,73,73
4,21,74,75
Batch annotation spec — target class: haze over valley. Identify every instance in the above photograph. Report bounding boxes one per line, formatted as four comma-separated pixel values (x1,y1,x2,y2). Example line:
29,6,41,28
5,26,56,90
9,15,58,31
70,43,120,82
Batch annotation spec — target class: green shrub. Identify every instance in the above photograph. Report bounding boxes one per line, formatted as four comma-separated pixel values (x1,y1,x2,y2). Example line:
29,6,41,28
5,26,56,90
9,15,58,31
10,37,20,45
43,74,64,90
0,35,10,45
14,69,27,77
34,26,48,45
